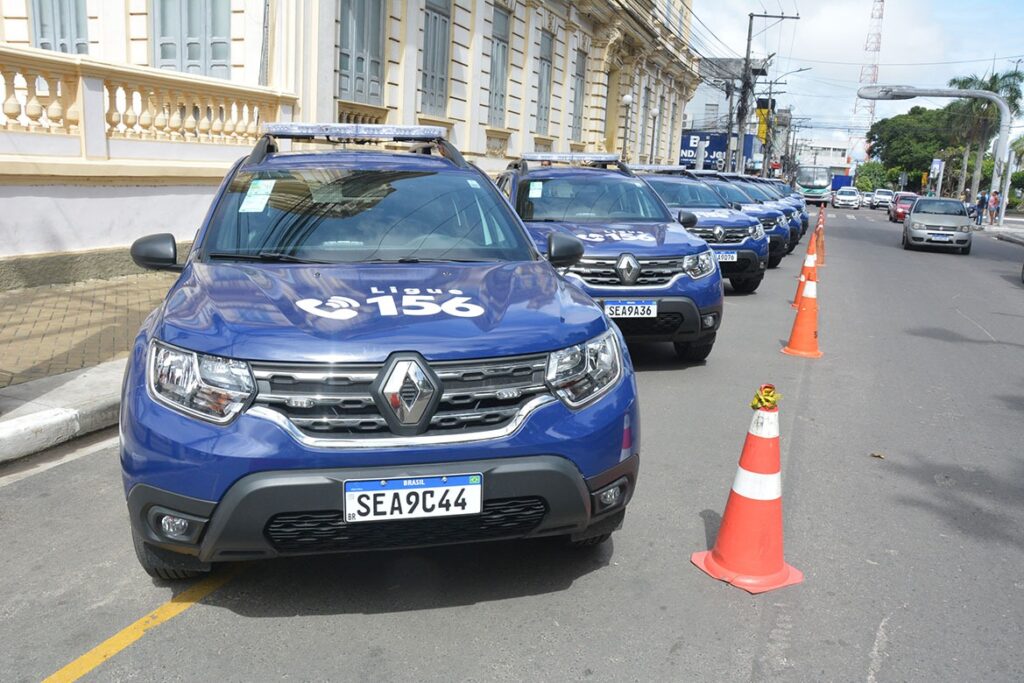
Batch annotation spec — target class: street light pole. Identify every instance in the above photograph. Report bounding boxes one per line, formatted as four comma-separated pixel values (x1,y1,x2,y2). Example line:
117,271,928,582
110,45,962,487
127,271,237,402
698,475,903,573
859,85,1012,225
761,67,810,177
620,94,633,162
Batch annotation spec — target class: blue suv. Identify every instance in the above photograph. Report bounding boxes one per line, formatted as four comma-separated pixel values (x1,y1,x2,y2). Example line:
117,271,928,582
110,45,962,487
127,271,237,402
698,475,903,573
122,125,640,579
497,155,724,363
635,168,769,293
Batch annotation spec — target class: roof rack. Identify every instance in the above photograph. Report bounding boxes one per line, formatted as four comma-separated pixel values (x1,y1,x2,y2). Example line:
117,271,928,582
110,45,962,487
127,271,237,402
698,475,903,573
510,152,633,177
629,164,694,175
244,123,468,168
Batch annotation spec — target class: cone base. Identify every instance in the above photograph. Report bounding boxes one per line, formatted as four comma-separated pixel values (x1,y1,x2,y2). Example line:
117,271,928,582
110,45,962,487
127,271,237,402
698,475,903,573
781,346,823,358
691,550,804,594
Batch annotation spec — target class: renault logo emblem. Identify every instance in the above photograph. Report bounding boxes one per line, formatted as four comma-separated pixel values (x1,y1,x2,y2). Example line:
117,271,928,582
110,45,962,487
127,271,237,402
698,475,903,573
616,253,641,285
713,225,725,242
372,354,442,435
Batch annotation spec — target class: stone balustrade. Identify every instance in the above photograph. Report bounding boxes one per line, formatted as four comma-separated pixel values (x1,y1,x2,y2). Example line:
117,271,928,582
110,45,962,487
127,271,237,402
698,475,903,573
0,44,297,165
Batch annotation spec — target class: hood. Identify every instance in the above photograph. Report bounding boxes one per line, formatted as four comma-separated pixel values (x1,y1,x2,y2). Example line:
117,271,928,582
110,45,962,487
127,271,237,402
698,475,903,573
524,220,707,258
738,203,784,220
155,261,606,363
911,213,970,228
765,201,796,217
688,208,758,229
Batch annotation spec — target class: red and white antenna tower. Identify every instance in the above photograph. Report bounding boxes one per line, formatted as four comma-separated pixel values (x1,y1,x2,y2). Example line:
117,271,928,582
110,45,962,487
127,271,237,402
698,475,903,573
853,0,885,126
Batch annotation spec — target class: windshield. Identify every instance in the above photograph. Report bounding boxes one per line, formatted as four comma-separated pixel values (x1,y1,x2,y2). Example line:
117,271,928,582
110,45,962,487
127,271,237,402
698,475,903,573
796,167,830,188
644,177,727,209
752,182,783,199
517,174,671,222
201,168,534,263
705,179,754,204
876,190,893,197
837,188,858,196
897,196,916,206
733,181,774,202
913,199,966,216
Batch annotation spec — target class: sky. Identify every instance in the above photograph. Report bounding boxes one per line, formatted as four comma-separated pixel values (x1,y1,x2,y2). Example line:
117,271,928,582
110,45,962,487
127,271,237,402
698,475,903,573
690,0,1024,146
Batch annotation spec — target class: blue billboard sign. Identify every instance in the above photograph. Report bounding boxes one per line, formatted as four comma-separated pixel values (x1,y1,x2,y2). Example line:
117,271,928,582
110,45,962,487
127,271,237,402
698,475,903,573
678,131,756,169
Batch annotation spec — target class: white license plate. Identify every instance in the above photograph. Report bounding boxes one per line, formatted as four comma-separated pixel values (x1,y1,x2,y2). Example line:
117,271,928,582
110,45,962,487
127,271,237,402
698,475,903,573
344,474,482,523
605,300,657,318
930,234,952,242
715,251,738,262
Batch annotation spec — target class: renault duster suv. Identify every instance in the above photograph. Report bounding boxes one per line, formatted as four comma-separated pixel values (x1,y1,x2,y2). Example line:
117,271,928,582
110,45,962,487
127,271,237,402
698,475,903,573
122,125,640,579
497,155,724,363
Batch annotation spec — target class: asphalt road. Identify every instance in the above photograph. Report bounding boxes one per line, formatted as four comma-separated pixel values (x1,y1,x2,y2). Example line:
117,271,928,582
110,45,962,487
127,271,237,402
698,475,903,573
3,209,1023,682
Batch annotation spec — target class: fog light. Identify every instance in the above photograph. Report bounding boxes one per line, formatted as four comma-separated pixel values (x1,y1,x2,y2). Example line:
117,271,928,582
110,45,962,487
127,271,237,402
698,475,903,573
599,487,622,508
160,515,189,537
701,314,716,328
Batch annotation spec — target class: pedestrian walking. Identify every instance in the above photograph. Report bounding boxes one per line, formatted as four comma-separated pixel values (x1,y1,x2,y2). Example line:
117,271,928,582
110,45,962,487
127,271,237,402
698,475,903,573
976,192,987,226
988,190,1001,225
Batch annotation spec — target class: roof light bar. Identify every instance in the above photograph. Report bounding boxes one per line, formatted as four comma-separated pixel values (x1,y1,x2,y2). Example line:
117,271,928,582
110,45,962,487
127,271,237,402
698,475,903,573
521,153,621,164
629,165,692,172
261,123,447,141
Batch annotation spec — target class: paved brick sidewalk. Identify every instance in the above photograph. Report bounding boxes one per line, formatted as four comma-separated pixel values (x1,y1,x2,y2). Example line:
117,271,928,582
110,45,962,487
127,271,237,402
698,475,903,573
0,273,177,388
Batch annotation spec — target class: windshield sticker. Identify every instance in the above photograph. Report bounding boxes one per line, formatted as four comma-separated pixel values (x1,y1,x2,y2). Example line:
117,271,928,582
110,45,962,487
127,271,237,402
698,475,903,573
297,287,485,321
466,179,481,189
239,179,275,213
576,229,657,243
528,182,544,198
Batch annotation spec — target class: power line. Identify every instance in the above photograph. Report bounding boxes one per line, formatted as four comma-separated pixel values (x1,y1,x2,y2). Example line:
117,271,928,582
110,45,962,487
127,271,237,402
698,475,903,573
785,53,1024,67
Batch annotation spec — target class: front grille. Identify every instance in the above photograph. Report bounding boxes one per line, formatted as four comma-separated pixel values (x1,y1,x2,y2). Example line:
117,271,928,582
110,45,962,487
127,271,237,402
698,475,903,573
569,257,684,287
922,225,957,232
612,312,684,337
689,227,748,244
265,497,548,552
251,354,550,439
718,256,756,275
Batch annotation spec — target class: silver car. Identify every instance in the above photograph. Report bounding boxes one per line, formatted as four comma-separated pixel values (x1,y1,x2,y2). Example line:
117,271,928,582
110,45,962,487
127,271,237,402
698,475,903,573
901,197,973,255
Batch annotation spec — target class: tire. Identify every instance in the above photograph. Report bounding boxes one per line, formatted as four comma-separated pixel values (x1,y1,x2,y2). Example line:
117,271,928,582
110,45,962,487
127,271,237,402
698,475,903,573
786,238,799,254
767,252,785,268
132,527,206,580
568,533,612,548
730,276,763,293
674,338,715,362
1020,261,1024,284
901,230,911,250
960,243,971,255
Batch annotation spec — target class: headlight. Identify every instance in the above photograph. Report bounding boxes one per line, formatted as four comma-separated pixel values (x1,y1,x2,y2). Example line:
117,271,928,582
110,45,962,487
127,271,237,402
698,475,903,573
148,341,255,423
546,330,622,408
775,216,787,227
682,250,717,279
747,222,765,239
960,224,971,233
911,222,924,230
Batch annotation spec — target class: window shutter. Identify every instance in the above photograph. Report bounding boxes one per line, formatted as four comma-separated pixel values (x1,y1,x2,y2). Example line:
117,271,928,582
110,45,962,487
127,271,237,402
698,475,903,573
487,8,510,127
338,0,384,104
571,49,586,141
536,30,553,135
421,0,450,116
152,0,230,79
32,0,89,54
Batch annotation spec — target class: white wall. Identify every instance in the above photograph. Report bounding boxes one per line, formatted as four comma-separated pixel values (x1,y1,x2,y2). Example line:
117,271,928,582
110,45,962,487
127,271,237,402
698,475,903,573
0,185,218,256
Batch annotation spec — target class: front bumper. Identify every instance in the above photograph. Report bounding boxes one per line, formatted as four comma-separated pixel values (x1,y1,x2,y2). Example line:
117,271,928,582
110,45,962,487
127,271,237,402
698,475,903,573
908,229,971,248
595,296,723,343
127,453,639,562
710,247,766,278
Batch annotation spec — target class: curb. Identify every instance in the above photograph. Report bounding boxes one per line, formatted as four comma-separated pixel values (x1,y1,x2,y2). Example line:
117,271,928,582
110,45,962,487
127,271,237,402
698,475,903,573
0,359,125,464
994,233,1024,248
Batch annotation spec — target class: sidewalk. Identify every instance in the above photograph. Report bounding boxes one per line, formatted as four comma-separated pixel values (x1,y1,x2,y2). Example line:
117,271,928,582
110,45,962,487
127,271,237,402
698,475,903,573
0,273,175,464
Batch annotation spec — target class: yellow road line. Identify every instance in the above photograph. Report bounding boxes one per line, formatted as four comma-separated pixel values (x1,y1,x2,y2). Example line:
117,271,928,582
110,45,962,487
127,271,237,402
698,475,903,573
43,569,238,683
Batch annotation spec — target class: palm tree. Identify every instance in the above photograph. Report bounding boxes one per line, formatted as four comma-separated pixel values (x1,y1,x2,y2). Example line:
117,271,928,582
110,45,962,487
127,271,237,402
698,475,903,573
945,99,975,197
948,70,1023,197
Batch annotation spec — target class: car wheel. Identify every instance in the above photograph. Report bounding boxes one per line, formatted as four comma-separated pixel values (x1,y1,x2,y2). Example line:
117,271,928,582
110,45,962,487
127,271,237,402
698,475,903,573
730,276,763,293
901,230,911,250
132,527,207,580
767,252,785,268
786,238,799,254
674,339,715,363
960,243,971,255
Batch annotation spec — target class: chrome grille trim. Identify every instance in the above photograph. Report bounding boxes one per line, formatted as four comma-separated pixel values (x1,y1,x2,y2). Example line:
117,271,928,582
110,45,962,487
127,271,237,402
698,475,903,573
689,228,749,244
249,354,553,441
568,256,686,287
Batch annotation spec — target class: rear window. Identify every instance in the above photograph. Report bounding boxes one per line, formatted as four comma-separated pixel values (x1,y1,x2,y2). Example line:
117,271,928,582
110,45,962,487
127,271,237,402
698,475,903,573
202,167,535,263
516,174,671,222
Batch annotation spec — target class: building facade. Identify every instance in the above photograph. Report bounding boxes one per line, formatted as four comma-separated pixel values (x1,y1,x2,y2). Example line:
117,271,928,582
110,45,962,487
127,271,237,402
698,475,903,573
0,0,698,264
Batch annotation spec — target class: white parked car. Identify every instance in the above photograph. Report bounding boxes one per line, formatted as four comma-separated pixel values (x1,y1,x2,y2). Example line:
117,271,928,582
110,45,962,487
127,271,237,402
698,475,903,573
870,189,894,209
832,186,861,209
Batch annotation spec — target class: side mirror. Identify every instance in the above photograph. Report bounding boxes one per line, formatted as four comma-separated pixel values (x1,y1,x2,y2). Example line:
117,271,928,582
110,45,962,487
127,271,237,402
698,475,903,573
729,202,744,211
131,233,182,272
677,211,699,229
547,232,585,268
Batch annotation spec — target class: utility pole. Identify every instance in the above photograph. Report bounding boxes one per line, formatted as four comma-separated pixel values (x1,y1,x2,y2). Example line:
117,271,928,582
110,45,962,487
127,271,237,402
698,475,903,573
735,12,799,175
724,81,736,171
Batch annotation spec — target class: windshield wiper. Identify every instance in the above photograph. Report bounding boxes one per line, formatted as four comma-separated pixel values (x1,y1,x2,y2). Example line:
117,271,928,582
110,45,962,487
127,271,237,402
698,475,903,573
365,257,486,264
205,251,328,264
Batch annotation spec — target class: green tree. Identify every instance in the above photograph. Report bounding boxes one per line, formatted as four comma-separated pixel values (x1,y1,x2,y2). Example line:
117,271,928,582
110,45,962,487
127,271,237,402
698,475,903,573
854,161,887,192
948,70,1024,196
866,106,957,174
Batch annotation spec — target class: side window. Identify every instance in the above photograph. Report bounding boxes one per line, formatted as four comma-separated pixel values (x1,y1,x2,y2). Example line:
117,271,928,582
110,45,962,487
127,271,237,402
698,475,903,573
338,0,384,105
153,0,231,79
31,0,88,54
496,174,513,199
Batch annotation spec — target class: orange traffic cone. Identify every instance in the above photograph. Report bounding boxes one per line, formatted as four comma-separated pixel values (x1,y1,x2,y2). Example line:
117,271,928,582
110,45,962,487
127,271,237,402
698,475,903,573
783,269,823,358
816,224,826,266
791,233,817,309
691,385,803,594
